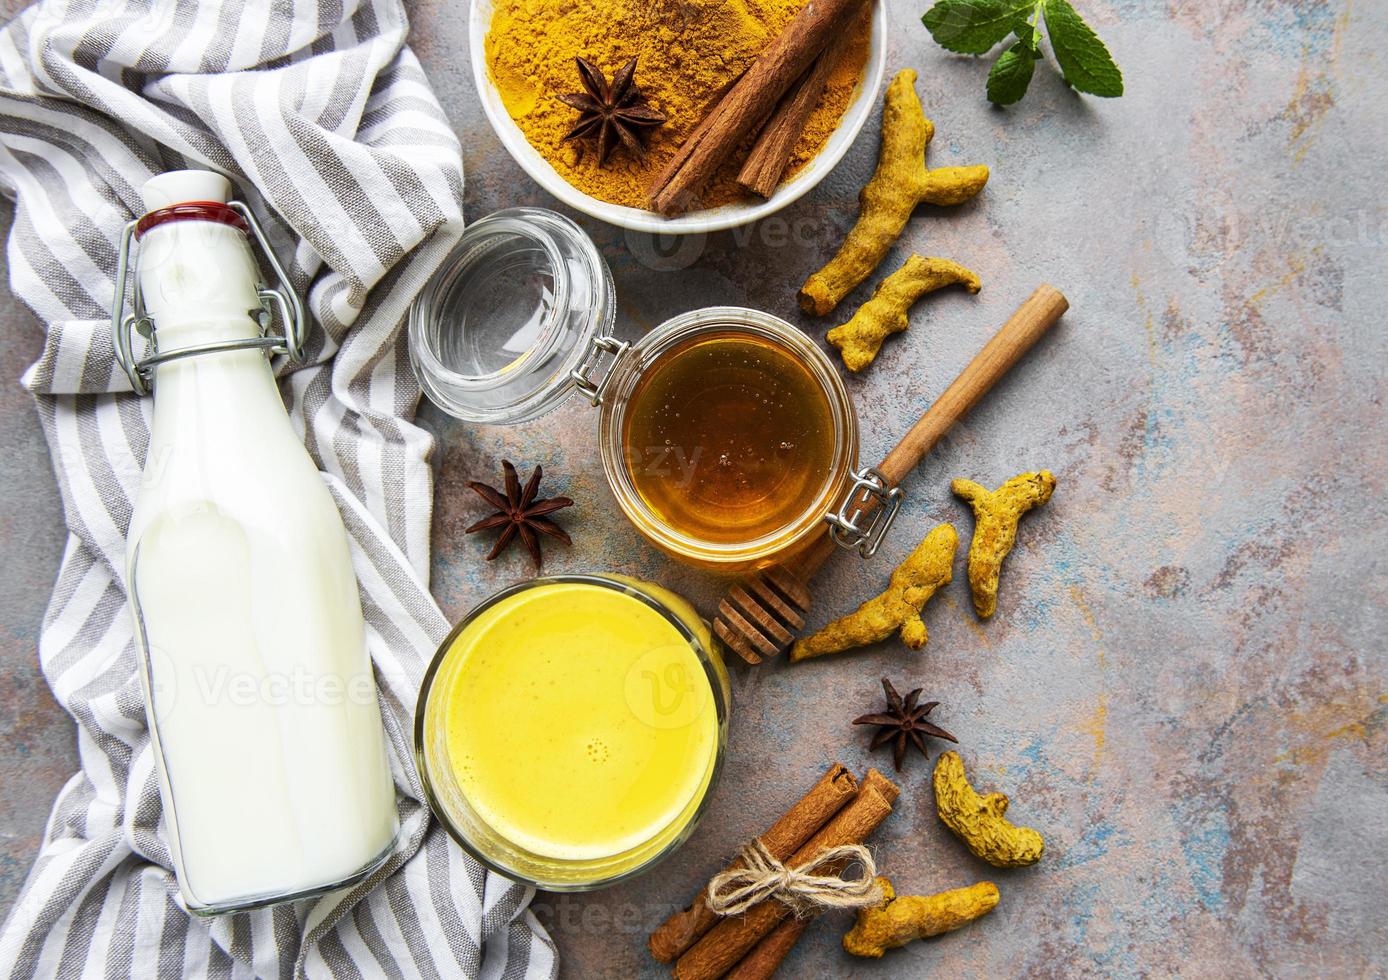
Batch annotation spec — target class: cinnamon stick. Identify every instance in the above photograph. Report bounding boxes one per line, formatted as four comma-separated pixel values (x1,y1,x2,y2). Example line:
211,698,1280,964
672,770,901,980
858,767,903,808
737,29,854,198
649,764,858,963
723,919,807,980
719,770,902,980
648,0,867,213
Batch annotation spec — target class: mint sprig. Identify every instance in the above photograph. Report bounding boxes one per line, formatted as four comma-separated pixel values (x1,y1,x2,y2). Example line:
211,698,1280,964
986,39,1040,106
922,0,1037,55
1043,0,1123,97
922,0,1123,106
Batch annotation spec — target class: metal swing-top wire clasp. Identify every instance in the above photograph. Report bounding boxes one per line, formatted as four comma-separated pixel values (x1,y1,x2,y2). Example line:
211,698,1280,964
825,466,905,559
570,334,631,406
111,200,307,396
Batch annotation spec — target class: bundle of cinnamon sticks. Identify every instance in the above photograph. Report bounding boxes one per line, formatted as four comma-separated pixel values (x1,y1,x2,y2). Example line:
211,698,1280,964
647,0,869,212
648,763,901,979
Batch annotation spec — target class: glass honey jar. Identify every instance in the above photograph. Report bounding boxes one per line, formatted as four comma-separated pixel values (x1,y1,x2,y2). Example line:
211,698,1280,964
409,208,901,569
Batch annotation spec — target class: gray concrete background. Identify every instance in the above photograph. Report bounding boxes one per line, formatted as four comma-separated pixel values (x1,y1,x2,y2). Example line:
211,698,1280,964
2,0,1386,977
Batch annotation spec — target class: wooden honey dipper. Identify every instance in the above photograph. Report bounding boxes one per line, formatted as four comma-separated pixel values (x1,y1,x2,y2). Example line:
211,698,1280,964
713,284,1069,664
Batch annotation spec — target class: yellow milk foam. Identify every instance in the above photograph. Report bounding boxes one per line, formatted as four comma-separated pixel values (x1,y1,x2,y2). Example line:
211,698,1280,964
443,582,718,861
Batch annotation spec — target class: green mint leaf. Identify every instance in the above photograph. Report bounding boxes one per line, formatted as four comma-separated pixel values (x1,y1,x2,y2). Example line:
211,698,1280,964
1042,0,1123,97
987,39,1039,105
1012,12,1042,52
923,0,1039,55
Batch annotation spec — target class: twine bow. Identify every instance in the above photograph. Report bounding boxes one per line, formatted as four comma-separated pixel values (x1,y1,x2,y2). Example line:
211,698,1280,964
704,839,882,918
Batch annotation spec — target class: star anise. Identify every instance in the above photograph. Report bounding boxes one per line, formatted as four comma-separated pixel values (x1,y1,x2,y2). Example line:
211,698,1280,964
558,56,667,166
465,460,573,569
853,678,958,772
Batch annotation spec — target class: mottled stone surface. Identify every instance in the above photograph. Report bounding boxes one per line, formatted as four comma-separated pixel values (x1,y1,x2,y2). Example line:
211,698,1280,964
1,0,1385,976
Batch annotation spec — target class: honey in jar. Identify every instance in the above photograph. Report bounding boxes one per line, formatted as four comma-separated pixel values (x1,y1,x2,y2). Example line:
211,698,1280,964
410,215,860,568
622,331,836,544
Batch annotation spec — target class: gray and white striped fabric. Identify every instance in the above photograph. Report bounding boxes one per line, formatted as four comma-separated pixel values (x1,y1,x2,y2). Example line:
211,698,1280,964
0,1,557,976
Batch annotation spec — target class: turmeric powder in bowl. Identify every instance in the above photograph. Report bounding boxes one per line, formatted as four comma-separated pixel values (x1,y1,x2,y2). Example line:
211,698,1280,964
484,0,872,211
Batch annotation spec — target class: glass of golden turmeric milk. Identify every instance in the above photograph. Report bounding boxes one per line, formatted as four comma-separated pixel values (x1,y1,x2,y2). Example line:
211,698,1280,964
414,575,729,889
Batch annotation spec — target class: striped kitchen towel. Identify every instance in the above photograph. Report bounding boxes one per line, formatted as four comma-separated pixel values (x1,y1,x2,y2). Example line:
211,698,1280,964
0,1,558,977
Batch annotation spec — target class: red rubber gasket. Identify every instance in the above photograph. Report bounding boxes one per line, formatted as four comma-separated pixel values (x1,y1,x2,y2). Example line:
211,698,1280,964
135,201,248,240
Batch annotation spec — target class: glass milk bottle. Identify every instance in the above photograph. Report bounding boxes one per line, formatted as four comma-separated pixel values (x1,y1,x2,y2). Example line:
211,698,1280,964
116,171,398,914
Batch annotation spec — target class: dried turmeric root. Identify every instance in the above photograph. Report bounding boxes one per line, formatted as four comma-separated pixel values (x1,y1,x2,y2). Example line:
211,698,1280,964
933,751,1044,868
827,255,981,371
952,470,1055,619
843,876,1000,958
790,524,956,663
798,69,989,317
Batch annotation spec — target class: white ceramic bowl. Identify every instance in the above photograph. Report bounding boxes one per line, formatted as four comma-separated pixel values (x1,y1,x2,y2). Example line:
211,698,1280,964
469,0,886,234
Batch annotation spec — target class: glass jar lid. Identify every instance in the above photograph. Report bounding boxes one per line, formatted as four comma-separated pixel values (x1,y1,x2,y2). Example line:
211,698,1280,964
408,208,614,424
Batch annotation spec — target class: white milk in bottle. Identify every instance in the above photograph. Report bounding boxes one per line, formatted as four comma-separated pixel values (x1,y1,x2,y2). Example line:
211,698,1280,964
123,171,398,913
